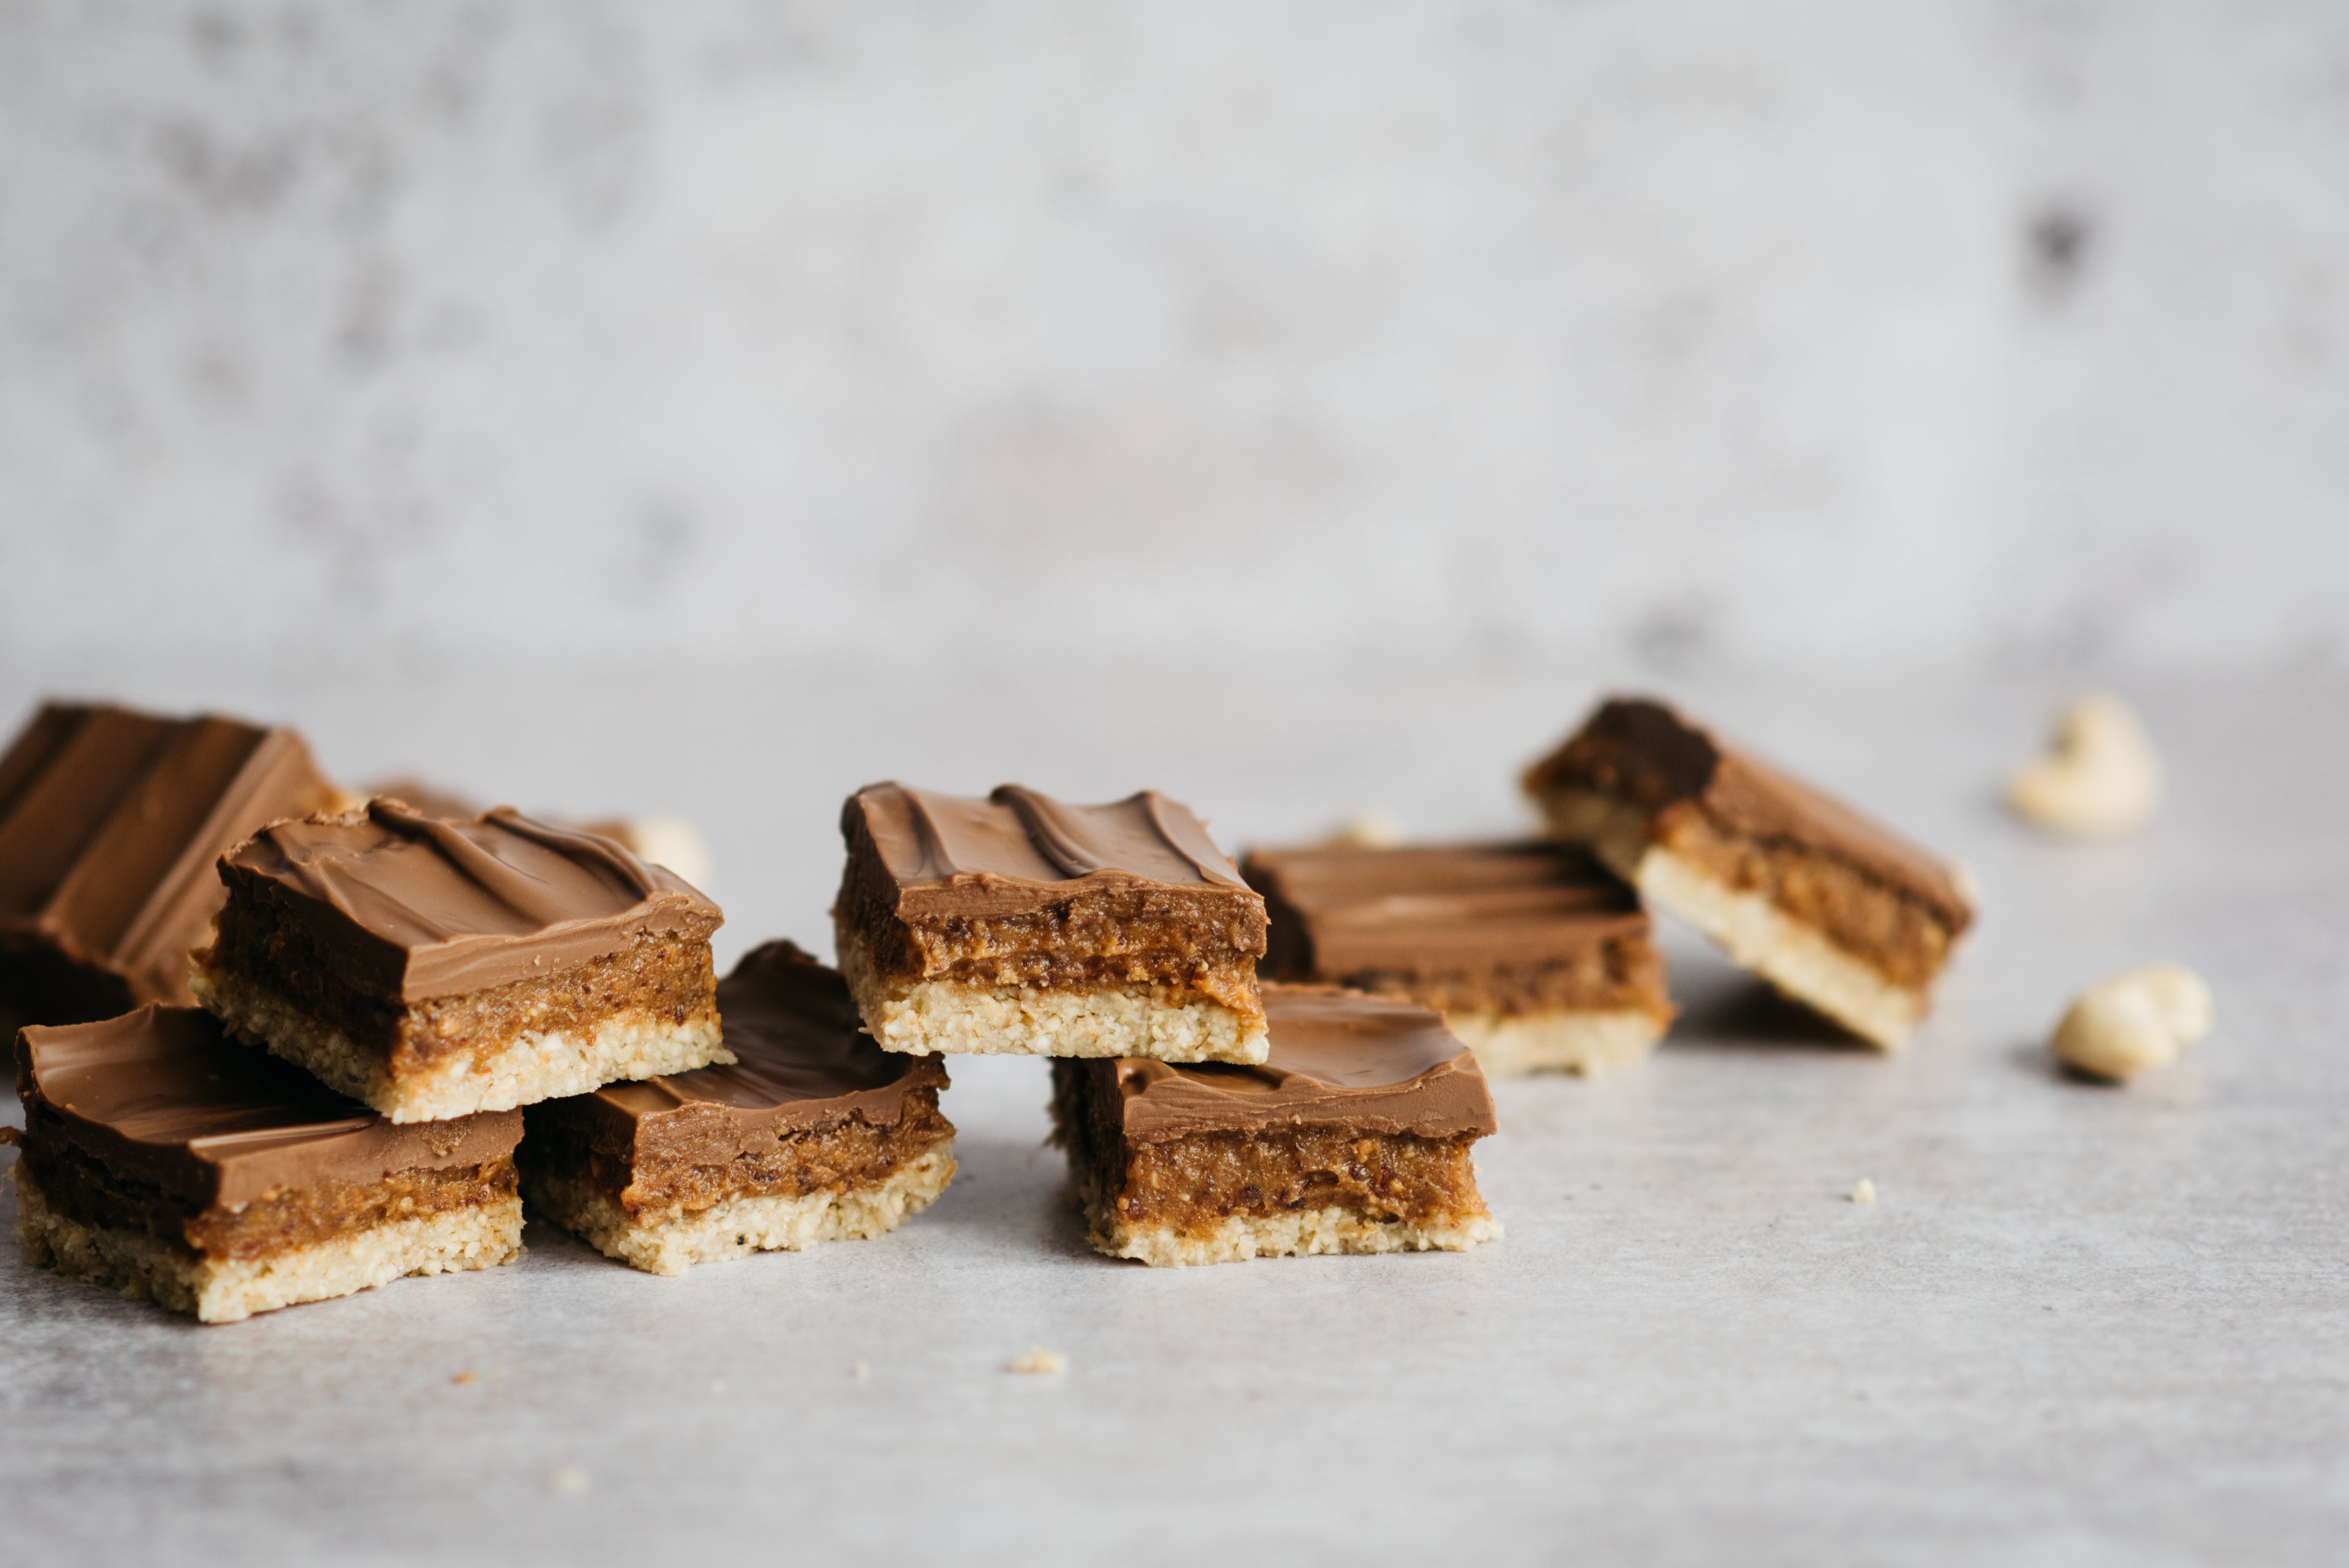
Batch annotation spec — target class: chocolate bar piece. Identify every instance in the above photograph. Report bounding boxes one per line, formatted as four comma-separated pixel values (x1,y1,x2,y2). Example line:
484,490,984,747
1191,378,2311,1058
1243,840,1673,1076
192,800,727,1123
834,782,1269,1063
521,940,955,1275
1523,696,1973,1049
10,1005,522,1323
0,703,340,1026
362,778,713,890
1048,983,1501,1266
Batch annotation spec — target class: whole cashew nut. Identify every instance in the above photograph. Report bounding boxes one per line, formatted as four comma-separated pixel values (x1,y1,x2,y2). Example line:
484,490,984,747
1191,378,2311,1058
2005,692,2161,837
2052,964,2213,1081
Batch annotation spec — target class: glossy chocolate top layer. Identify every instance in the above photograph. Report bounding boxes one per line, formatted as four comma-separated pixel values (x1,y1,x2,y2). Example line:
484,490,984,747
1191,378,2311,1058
1244,840,1646,975
844,782,1252,921
1112,984,1496,1140
218,800,722,1003
1524,696,1972,926
564,940,944,1162
0,702,339,1008
15,1005,521,1211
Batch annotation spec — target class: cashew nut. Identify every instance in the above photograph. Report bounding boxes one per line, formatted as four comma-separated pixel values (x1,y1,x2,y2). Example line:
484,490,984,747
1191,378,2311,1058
618,814,713,890
1326,809,1403,849
2005,692,2161,836
2051,964,2213,1081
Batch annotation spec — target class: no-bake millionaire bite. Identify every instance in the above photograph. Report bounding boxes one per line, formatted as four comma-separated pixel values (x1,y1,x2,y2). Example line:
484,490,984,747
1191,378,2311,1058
1243,840,1673,1077
1049,984,1501,1266
521,940,954,1275
11,1005,522,1323
0,702,341,1028
1523,696,1973,1050
833,782,1270,1064
190,799,727,1123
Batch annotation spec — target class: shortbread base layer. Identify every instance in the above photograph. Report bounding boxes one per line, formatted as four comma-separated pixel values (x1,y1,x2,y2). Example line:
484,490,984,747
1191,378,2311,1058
1072,1179,1499,1268
1444,1006,1668,1077
12,1166,523,1324
1541,789,1921,1049
837,929,1267,1063
527,1140,956,1276
190,965,731,1122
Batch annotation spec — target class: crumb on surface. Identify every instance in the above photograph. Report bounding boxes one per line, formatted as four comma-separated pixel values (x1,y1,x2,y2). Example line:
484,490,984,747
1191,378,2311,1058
549,1464,591,1495
1850,1179,1877,1205
451,1370,477,1385
851,1361,870,1380
1006,1348,1066,1375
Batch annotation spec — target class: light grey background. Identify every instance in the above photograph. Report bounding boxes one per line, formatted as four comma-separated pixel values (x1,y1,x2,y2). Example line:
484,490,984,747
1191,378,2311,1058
3,0,2347,677
4,9,2348,1566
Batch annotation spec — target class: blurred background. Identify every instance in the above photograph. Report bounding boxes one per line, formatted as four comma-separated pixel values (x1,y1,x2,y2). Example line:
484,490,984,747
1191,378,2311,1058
4,0,2345,684
2,1,2344,959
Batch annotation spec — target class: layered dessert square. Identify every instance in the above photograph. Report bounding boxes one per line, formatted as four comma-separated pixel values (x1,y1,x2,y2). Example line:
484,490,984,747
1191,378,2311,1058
521,940,956,1275
1049,983,1501,1266
1523,696,1973,1049
191,799,726,1122
833,782,1269,1063
0,702,340,1026
10,1005,522,1323
1244,840,1673,1076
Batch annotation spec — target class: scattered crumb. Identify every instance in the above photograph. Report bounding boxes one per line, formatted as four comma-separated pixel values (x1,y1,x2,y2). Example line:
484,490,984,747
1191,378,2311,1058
548,1465,591,1495
451,1370,477,1386
1850,1179,1877,1205
1006,1348,1067,1375
850,1361,870,1380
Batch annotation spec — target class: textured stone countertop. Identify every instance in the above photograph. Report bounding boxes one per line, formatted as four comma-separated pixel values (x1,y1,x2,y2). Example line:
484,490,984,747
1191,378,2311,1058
2,660,2342,1566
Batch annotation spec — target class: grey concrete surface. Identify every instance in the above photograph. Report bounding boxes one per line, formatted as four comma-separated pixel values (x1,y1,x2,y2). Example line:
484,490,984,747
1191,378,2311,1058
0,660,2342,1565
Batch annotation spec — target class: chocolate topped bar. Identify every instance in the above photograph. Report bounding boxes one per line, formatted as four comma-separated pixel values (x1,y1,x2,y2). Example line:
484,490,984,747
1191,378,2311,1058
521,940,956,1275
1244,840,1674,1076
1523,696,1973,1049
834,782,1269,1063
1105,987,1498,1142
13,1005,522,1322
194,800,727,1122
0,702,340,1024
1050,984,1501,1266
215,799,721,1001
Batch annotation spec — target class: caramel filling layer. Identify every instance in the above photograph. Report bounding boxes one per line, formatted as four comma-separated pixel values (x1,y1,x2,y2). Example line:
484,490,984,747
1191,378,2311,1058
209,894,717,1076
1274,931,1669,1020
1053,1062,1487,1236
1652,803,1956,990
522,1088,957,1222
20,1128,518,1263
836,876,1264,1017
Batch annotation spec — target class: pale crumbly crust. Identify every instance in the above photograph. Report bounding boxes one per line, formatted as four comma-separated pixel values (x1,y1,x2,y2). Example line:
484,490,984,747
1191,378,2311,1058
525,1140,956,1276
1538,787,1923,1049
1443,1006,1668,1077
1063,1147,1497,1267
836,923,1268,1064
12,1165,522,1324
190,964,730,1122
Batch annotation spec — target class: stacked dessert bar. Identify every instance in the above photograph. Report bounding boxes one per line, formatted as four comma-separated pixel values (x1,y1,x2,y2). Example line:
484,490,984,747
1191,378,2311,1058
835,782,1503,1266
4,685,1975,1317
